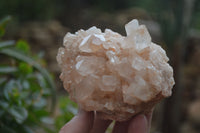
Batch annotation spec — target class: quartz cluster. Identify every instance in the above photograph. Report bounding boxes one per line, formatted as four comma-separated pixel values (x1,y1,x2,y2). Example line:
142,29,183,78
57,19,175,121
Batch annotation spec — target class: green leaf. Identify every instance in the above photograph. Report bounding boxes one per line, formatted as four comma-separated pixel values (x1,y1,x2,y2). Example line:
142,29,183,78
66,104,78,115
0,110,5,117
59,96,77,110
0,100,9,109
35,73,47,88
12,88,20,99
33,110,49,117
55,115,67,130
0,77,7,85
40,117,54,125
21,126,34,133
33,98,46,108
28,78,41,92
0,16,11,38
4,80,16,100
0,27,5,37
19,62,33,75
16,40,30,54
0,66,17,73
0,16,12,27
8,106,28,124
0,48,56,111
22,80,30,90
19,91,29,99
0,40,15,49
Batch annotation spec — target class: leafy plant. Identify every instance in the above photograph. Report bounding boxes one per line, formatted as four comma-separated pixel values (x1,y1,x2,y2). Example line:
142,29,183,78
0,17,56,133
54,96,77,132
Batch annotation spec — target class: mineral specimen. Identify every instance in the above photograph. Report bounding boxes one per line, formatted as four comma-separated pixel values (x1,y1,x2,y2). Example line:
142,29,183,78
57,19,175,121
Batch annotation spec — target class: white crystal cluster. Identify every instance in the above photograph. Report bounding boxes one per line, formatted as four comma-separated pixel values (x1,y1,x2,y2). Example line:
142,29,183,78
57,19,175,121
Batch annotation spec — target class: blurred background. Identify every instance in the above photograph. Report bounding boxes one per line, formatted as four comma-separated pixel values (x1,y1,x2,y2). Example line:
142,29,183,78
0,0,199,133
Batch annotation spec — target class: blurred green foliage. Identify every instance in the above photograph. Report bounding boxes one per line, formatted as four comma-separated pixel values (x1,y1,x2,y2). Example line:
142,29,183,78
0,17,56,133
0,16,11,37
54,96,77,132
0,16,78,133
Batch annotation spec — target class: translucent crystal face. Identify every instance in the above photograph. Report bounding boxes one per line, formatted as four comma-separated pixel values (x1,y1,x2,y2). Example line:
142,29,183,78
57,19,175,121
